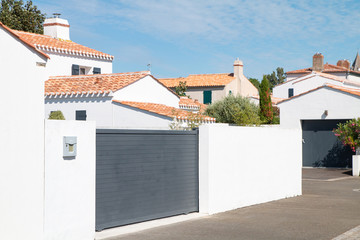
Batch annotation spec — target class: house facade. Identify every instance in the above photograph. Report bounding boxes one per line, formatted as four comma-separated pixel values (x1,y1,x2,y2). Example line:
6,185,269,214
159,59,258,104
45,72,215,129
8,16,113,77
286,53,360,82
277,84,360,168
0,21,49,240
273,71,360,99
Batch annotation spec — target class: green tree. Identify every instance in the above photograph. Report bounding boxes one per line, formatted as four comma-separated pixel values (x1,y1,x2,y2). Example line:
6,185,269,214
259,76,273,123
0,0,45,34
175,81,187,96
48,110,65,120
205,95,261,125
248,78,260,91
264,67,286,90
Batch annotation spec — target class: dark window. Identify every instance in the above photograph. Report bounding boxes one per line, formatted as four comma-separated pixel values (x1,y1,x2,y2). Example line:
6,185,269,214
93,67,101,74
80,68,86,75
76,110,87,121
203,90,212,104
72,64,80,75
288,88,294,98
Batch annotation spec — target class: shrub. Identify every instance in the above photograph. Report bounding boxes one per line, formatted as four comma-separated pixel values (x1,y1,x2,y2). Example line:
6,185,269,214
333,118,360,152
205,95,261,125
48,110,65,120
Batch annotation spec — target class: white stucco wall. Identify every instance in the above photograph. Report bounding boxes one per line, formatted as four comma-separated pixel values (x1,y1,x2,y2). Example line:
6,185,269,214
112,103,173,129
183,86,226,104
199,124,302,215
45,97,174,129
44,52,112,77
44,120,96,240
278,87,360,129
0,26,48,240
113,75,179,108
273,74,360,99
45,97,113,126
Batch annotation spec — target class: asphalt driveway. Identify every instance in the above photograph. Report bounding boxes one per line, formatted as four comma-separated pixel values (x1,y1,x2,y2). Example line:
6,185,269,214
105,168,360,240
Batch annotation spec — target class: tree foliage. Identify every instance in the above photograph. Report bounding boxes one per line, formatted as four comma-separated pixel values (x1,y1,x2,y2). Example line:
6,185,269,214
0,0,45,34
175,81,187,96
205,95,261,126
48,110,65,120
264,67,286,90
248,78,260,91
259,76,273,123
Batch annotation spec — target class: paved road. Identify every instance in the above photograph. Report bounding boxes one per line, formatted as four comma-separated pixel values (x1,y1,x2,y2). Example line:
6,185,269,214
107,168,360,240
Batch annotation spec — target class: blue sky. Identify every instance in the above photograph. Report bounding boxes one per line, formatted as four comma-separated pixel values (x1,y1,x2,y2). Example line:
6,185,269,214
35,0,360,80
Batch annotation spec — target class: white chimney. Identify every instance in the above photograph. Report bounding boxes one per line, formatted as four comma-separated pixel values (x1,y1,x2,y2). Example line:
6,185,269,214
233,58,243,78
43,14,70,40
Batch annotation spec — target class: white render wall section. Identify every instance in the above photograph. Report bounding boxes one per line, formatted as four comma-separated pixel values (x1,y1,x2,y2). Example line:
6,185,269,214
278,87,360,129
45,97,113,126
199,124,302,215
112,103,172,129
273,74,360,99
45,98,173,129
113,75,180,108
45,52,112,77
0,27,48,240
44,120,96,240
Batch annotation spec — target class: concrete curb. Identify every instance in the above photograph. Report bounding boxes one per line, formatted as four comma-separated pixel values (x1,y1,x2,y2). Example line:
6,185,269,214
95,213,208,240
332,225,360,240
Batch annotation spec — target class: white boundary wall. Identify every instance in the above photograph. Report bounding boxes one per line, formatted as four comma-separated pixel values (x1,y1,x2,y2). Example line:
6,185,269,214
199,124,302,214
44,120,96,240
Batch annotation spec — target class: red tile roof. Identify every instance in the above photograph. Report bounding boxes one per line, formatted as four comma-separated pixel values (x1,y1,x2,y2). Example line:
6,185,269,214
13,29,113,60
0,21,49,59
159,73,235,87
45,71,149,96
277,83,360,104
275,71,360,88
286,63,360,75
179,96,208,112
114,100,216,122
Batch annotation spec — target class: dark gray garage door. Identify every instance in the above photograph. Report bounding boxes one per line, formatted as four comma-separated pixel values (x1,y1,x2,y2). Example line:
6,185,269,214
96,129,199,231
302,120,353,168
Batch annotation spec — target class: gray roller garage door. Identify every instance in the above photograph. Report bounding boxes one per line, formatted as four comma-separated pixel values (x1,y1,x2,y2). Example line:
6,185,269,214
302,120,353,168
96,129,199,231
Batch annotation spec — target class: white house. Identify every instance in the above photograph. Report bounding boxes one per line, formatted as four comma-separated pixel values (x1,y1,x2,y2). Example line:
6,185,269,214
159,59,258,104
277,84,360,168
273,71,360,99
286,53,360,82
0,21,50,240
8,16,113,77
45,71,215,129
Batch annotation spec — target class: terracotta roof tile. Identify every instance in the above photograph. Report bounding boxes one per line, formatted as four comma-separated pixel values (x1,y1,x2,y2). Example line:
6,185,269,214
0,22,49,59
286,63,360,75
12,29,113,59
179,96,208,112
114,100,216,122
45,71,149,95
275,71,360,88
159,73,235,87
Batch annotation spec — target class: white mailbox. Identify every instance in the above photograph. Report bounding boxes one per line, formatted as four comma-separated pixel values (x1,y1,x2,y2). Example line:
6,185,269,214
63,136,77,157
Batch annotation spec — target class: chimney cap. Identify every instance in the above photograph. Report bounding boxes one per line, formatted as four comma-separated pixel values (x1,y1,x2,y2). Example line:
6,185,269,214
52,13,61,18
234,58,243,66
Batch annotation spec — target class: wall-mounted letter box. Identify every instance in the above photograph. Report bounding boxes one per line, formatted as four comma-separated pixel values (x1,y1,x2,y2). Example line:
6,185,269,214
63,136,77,157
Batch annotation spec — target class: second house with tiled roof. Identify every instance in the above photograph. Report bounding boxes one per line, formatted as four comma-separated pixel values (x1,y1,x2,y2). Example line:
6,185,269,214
7,15,113,77
159,59,258,104
45,71,215,129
